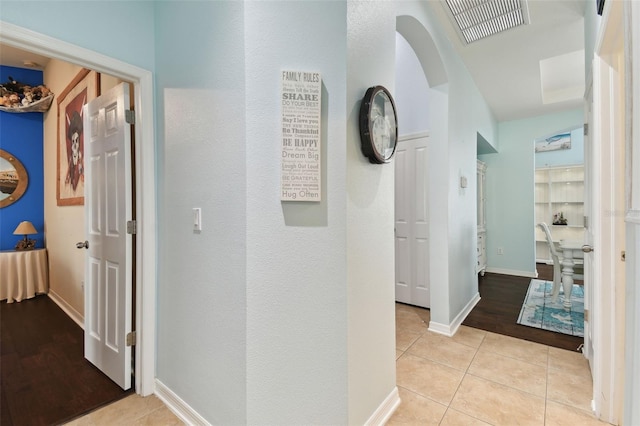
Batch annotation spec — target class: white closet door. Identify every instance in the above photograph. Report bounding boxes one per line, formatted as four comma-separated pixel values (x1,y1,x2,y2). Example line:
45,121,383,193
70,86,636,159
395,134,430,308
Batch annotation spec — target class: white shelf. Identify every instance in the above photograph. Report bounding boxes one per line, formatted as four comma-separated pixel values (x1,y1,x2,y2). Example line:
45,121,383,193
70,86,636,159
0,94,53,113
477,160,487,275
535,165,585,263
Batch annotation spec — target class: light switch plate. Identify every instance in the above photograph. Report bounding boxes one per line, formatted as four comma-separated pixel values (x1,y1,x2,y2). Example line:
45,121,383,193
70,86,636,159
460,176,468,188
193,208,202,231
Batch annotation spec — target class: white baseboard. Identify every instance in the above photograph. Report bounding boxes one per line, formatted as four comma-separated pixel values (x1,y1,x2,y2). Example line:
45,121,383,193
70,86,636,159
428,321,453,336
155,379,209,426
485,267,537,278
428,292,481,337
364,386,401,426
450,292,480,334
48,290,83,329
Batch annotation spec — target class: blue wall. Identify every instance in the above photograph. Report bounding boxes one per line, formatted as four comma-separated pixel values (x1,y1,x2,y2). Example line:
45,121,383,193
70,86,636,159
479,108,583,276
0,66,45,250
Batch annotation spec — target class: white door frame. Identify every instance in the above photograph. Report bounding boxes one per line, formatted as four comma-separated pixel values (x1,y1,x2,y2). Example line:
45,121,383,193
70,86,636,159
623,2,640,424
590,0,627,422
0,21,157,396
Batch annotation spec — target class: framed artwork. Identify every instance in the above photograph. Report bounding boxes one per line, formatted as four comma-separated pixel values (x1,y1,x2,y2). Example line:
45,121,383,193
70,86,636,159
56,68,100,206
534,131,572,153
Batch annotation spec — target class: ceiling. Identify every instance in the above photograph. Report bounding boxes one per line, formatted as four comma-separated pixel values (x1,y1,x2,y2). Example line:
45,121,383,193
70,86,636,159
0,1,586,123
0,44,50,72
432,0,587,122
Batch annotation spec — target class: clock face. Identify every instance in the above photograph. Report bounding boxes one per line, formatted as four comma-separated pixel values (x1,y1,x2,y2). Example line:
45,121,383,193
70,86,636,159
358,86,398,164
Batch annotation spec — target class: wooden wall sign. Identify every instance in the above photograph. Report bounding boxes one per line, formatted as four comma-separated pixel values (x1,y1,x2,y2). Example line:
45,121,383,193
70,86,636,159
280,70,321,202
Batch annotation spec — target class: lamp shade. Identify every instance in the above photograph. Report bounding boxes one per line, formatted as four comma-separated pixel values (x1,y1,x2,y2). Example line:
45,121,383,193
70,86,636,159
13,221,38,235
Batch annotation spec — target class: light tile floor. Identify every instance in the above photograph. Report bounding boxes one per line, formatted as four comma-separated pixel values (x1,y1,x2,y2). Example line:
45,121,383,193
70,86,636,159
390,303,612,426
63,394,183,425
64,303,610,425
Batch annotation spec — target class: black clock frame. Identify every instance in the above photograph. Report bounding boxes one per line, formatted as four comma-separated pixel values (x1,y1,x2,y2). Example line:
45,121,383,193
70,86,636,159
358,85,398,164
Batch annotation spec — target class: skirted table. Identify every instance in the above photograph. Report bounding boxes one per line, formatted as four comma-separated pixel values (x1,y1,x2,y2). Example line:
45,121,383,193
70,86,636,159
0,248,49,303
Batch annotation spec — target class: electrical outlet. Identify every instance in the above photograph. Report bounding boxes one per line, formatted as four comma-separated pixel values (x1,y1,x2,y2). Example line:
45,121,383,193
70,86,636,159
497,247,504,255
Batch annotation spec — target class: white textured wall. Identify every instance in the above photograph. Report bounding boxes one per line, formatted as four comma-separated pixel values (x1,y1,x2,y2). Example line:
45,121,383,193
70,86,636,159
244,1,349,423
346,2,398,424
0,1,156,72
155,2,248,423
395,33,430,136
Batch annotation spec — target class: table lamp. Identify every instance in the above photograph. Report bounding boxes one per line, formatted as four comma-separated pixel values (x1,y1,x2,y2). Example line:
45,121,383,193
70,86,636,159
13,220,38,251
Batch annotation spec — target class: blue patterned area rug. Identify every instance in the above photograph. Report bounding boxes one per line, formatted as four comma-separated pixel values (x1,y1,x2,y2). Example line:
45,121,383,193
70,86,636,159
517,279,584,337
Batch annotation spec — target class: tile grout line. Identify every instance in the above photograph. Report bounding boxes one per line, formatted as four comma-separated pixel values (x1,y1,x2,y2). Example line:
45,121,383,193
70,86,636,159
544,346,550,425
439,337,484,424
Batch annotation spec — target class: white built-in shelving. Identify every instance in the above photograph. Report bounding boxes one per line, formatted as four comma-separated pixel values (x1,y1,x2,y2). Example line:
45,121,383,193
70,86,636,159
535,165,585,263
477,160,487,275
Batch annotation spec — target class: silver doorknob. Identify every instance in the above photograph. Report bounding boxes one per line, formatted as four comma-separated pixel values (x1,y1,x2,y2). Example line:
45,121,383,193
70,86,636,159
582,244,594,253
76,241,89,249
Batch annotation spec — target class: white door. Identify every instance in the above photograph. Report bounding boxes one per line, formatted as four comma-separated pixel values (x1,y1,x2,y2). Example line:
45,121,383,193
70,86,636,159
589,6,627,421
395,134,430,308
82,83,133,390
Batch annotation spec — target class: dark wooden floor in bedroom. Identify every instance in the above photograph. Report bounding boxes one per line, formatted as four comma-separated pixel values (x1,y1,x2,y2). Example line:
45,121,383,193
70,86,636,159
0,295,131,426
463,264,584,352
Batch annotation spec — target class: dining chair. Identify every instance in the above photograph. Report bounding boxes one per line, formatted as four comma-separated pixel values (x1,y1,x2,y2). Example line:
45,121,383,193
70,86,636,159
537,222,584,303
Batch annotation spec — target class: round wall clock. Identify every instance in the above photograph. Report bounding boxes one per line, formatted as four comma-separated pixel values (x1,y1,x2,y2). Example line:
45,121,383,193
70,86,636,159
358,85,398,164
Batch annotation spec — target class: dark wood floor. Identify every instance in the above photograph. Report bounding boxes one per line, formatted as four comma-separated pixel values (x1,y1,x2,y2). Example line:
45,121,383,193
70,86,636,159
462,264,583,352
1,295,130,426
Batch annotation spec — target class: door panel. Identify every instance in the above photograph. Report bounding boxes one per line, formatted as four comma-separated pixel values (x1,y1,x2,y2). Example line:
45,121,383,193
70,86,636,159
395,135,430,308
84,83,133,390
583,85,594,369
395,147,410,303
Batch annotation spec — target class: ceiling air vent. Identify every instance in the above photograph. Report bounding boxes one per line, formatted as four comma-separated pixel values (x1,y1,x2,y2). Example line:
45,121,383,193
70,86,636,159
444,0,530,44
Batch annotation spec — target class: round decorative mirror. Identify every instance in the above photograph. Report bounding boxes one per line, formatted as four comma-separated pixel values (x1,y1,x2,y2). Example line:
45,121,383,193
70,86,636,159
0,149,29,208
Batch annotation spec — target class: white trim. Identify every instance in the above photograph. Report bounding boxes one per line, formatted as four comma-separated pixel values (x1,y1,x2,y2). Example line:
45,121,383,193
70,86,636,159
47,291,83,329
626,210,640,224
0,21,157,397
485,267,537,278
364,386,401,426
155,380,210,426
428,292,481,337
428,320,453,336
398,131,430,142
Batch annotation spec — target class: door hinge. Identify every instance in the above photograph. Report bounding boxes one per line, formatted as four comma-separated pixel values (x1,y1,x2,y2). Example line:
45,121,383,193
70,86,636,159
584,309,589,322
583,123,589,136
126,331,136,346
127,220,137,234
621,250,626,262
125,109,135,124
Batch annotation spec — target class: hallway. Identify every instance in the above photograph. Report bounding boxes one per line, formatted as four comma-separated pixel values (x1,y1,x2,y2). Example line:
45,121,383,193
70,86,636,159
67,301,609,425
390,303,608,425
